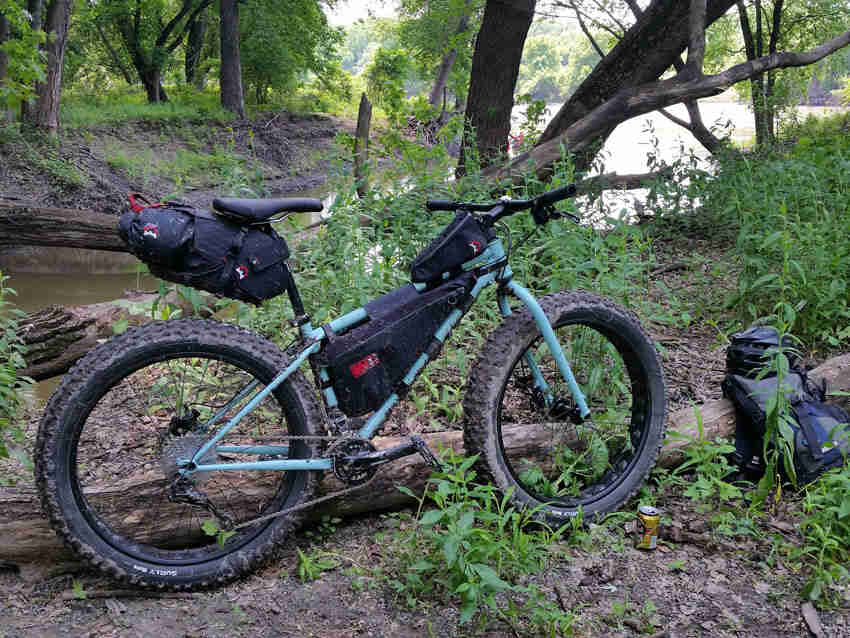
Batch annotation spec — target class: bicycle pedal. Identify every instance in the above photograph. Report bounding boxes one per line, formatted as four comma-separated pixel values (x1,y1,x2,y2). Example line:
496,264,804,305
410,435,445,471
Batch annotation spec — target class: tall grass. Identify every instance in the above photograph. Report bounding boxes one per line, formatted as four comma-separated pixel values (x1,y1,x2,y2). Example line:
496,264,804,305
683,112,850,351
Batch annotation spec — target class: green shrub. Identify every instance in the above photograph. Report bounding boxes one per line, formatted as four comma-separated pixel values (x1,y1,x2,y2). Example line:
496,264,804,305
0,272,33,478
692,113,850,350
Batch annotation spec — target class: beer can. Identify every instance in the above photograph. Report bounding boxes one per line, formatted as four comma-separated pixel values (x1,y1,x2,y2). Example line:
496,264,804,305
636,505,660,550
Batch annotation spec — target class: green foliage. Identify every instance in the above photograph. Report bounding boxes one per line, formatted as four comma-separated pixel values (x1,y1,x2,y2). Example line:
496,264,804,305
795,463,850,605
240,0,349,105
0,0,46,110
668,408,742,507
201,519,236,547
0,271,32,473
689,112,850,350
364,47,412,122
295,548,341,582
516,23,599,103
385,452,574,633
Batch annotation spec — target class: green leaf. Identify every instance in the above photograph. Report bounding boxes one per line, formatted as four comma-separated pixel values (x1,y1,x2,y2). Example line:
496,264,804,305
838,497,850,520
419,509,444,526
471,563,510,592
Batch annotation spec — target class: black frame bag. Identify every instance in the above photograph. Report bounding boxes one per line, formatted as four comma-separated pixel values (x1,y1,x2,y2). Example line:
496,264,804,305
321,273,475,416
119,204,290,305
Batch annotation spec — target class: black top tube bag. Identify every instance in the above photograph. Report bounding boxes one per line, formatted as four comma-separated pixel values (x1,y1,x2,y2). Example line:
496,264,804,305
119,203,290,305
410,210,493,284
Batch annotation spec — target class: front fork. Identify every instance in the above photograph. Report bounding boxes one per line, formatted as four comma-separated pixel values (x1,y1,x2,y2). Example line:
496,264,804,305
497,277,590,421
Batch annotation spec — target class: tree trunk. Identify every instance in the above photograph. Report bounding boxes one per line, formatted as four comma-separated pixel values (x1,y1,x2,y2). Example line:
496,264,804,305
19,0,43,122
456,0,535,177
30,0,72,132
141,67,168,103
525,0,738,177
219,0,245,118
0,200,126,251
4,353,850,571
185,13,207,90
354,92,372,199
19,297,158,380
428,13,471,109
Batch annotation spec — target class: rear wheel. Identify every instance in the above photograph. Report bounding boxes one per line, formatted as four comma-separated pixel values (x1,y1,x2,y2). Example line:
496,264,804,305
35,319,322,590
463,292,666,524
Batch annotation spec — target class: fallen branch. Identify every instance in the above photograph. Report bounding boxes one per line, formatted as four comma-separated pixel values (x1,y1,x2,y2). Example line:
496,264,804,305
3,353,849,571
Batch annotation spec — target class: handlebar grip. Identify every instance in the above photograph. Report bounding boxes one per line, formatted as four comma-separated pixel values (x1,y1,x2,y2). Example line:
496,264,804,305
537,184,577,207
425,200,457,212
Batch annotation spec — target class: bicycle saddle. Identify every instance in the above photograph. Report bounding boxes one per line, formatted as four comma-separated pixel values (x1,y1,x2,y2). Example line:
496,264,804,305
212,197,323,223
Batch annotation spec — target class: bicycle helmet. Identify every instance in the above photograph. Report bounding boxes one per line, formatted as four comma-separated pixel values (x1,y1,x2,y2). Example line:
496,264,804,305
726,326,795,378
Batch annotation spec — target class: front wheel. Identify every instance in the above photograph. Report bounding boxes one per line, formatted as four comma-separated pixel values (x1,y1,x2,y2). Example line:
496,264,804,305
35,319,322,590
463,291,666,524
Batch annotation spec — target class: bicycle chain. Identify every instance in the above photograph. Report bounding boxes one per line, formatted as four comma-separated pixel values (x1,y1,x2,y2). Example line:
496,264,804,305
224,433,378,531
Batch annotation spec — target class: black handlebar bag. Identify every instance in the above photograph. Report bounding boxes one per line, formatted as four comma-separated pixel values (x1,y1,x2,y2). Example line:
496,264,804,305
119,204,290,304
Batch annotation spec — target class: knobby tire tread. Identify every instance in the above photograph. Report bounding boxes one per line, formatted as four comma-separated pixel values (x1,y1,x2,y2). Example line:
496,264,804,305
462,291,667,523
35,319,323,591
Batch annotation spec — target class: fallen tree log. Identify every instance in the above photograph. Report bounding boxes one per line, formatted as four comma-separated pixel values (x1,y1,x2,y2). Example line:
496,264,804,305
0,199,126,252
19,293,212,381
3,353,849,573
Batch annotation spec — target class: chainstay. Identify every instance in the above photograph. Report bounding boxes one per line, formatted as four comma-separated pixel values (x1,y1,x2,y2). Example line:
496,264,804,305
228,433,377,531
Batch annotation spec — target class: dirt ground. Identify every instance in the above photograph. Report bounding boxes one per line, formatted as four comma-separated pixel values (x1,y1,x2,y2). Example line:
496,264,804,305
1,114,849,637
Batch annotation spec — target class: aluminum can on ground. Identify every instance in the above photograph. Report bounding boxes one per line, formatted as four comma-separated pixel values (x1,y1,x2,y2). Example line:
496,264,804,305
636,505,660,550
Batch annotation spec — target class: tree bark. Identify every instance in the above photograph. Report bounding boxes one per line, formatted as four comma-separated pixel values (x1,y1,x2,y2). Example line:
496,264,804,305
19,0,43,122
528,0,737,177
4,353,850,570
486,27,850,183
185,12,207,90
19,297,157,380
354,92,372,199
30,0,72,132
0,200,126,252
219,0,245,118
456,0,536,177
428,12,471,109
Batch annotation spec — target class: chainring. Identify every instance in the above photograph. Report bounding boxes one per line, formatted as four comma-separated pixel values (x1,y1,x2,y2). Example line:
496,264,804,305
329,438,377,486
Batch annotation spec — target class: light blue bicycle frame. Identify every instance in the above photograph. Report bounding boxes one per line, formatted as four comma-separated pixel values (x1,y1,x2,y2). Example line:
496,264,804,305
184,238,590,477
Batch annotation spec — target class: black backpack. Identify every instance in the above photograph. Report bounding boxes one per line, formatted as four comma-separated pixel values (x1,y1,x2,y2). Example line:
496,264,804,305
722,327,850,484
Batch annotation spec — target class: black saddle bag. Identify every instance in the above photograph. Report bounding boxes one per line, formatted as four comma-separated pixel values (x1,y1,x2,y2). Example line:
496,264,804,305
322,273,475,417
119,204,290,304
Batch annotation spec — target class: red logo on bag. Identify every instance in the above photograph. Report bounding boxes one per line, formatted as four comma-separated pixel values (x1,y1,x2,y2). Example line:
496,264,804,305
143,223,159,239
235,265,249,280
469,240,482,255
349,353,380,379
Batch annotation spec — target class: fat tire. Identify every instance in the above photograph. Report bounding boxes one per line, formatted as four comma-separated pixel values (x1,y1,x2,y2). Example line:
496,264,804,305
463,291,666,524
35,319,322,590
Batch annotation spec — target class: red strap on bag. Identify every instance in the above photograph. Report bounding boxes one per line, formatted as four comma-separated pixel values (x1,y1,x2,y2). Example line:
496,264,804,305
128,193,165,212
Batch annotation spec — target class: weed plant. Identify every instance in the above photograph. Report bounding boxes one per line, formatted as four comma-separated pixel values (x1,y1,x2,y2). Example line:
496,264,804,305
686,112,850,350
381,452,575,634
0,272,33,482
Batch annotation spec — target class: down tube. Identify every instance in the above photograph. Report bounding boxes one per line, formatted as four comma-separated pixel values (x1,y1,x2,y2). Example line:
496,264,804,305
505,280,590,419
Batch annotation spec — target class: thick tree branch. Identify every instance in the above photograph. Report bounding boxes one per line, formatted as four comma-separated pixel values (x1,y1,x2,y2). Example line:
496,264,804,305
685,0,708,76
487,28,850,182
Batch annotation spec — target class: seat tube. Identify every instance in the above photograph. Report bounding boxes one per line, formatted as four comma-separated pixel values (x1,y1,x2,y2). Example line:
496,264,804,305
504,281,590,419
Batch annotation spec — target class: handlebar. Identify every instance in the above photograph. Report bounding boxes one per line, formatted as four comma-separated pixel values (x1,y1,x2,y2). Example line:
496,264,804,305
425,183,578,226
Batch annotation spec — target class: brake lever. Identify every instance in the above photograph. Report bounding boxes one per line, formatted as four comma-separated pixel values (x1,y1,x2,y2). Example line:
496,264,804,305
550,208,580,224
